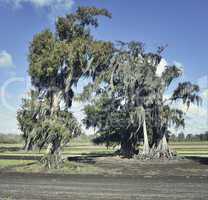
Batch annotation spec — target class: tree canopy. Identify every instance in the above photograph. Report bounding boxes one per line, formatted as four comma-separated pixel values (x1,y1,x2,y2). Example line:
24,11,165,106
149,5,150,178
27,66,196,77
17,6,114,168
17,6,202,167
81,42,201,158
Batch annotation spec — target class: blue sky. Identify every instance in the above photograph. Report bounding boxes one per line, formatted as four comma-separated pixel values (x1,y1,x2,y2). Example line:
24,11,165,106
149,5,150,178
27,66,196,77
0,0,207,134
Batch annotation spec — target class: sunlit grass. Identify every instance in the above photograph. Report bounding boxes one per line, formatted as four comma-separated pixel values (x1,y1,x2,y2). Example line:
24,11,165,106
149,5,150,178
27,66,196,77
0,159,105,174
0,159,34,169
0,143,22,148
0,141,207,161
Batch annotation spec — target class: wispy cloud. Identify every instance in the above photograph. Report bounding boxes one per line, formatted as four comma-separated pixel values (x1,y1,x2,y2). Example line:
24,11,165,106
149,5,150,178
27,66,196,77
4,0,74,19
197,75,208,90
170,97,208,135
173,61,183,68
5,0,74,8
0,50,15,68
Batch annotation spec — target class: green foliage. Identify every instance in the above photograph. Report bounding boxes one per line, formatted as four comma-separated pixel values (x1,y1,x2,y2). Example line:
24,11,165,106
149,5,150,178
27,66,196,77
17,92,82,152
56,7,111,41
18,6,114,167
28,6,113,110
170,131,208,142
171,82,202,108
81,41,202,157
18,6,202,161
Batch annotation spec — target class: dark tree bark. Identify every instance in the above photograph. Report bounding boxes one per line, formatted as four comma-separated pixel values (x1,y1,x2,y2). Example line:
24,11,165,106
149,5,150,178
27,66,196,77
42,91,64,168
120,138,138,158
23,136,33,151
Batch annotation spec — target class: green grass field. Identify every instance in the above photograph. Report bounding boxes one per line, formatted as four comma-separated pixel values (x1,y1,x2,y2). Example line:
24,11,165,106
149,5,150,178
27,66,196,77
169,141,208,157
0,141,207,172
0,141,208,157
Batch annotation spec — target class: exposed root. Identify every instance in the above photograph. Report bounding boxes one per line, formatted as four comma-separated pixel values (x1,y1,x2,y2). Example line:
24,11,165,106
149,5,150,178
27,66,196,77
136,135,177,160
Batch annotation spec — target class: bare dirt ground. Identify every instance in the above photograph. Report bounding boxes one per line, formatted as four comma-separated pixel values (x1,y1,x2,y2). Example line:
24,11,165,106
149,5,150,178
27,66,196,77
0,156,208,200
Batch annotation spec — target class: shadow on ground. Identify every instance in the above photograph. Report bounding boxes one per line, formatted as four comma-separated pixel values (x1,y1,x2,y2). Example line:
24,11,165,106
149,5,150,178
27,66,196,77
185,156,208,165
0,155,41,160
68,152,115,164
0,146,22,153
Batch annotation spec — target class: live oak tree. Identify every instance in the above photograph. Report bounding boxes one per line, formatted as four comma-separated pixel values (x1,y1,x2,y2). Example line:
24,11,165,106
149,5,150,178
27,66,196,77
17,7,113,168
81,42,201,158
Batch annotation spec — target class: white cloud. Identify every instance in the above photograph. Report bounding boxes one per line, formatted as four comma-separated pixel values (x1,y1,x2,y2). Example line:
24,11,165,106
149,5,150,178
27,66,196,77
4,0,74,19
156,58,167,77
5,0,73,7
0,50,15,68
173,61,183,68
178,103,207,118
202,89,208,99
170,98,208,135
70,101,95,135
0,105,19,134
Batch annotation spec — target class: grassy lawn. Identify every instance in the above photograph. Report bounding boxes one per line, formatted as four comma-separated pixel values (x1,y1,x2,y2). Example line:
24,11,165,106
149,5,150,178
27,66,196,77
0,143,114,156
0,158,106,174
0,141,207,157
0,159,35,169
0,141,207,173
169,142,208,156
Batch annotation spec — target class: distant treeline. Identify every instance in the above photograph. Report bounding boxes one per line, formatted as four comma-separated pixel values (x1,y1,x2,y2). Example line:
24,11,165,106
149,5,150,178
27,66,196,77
0,133,91,144
170,131,208,142
0,133,23,144
1,132,208,144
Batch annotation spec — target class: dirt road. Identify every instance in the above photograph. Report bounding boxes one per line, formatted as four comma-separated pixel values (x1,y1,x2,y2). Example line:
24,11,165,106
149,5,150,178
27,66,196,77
0,172,207,200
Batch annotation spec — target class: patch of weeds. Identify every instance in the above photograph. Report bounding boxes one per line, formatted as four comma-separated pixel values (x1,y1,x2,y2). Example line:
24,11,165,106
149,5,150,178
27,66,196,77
14,162,45,173
48,160,105,175
3,192,13,200
0,159,34,170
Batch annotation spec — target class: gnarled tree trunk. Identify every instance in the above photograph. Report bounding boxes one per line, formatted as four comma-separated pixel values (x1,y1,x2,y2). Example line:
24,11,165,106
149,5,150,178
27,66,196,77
42,91,63,168
120,139,137,158
41,143,63,169
23,136,33,151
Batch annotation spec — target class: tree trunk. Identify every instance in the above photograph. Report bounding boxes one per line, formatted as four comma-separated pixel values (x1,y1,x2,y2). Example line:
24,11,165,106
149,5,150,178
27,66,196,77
142,118,150,156
120,139,137,158
51,91,62,114
41,91,63,168
41,143,63,169
23,136,33,151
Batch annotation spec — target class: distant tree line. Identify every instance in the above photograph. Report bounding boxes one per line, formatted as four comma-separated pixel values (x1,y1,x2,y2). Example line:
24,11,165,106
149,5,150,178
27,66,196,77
0,134,22,144
169,131,208,142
